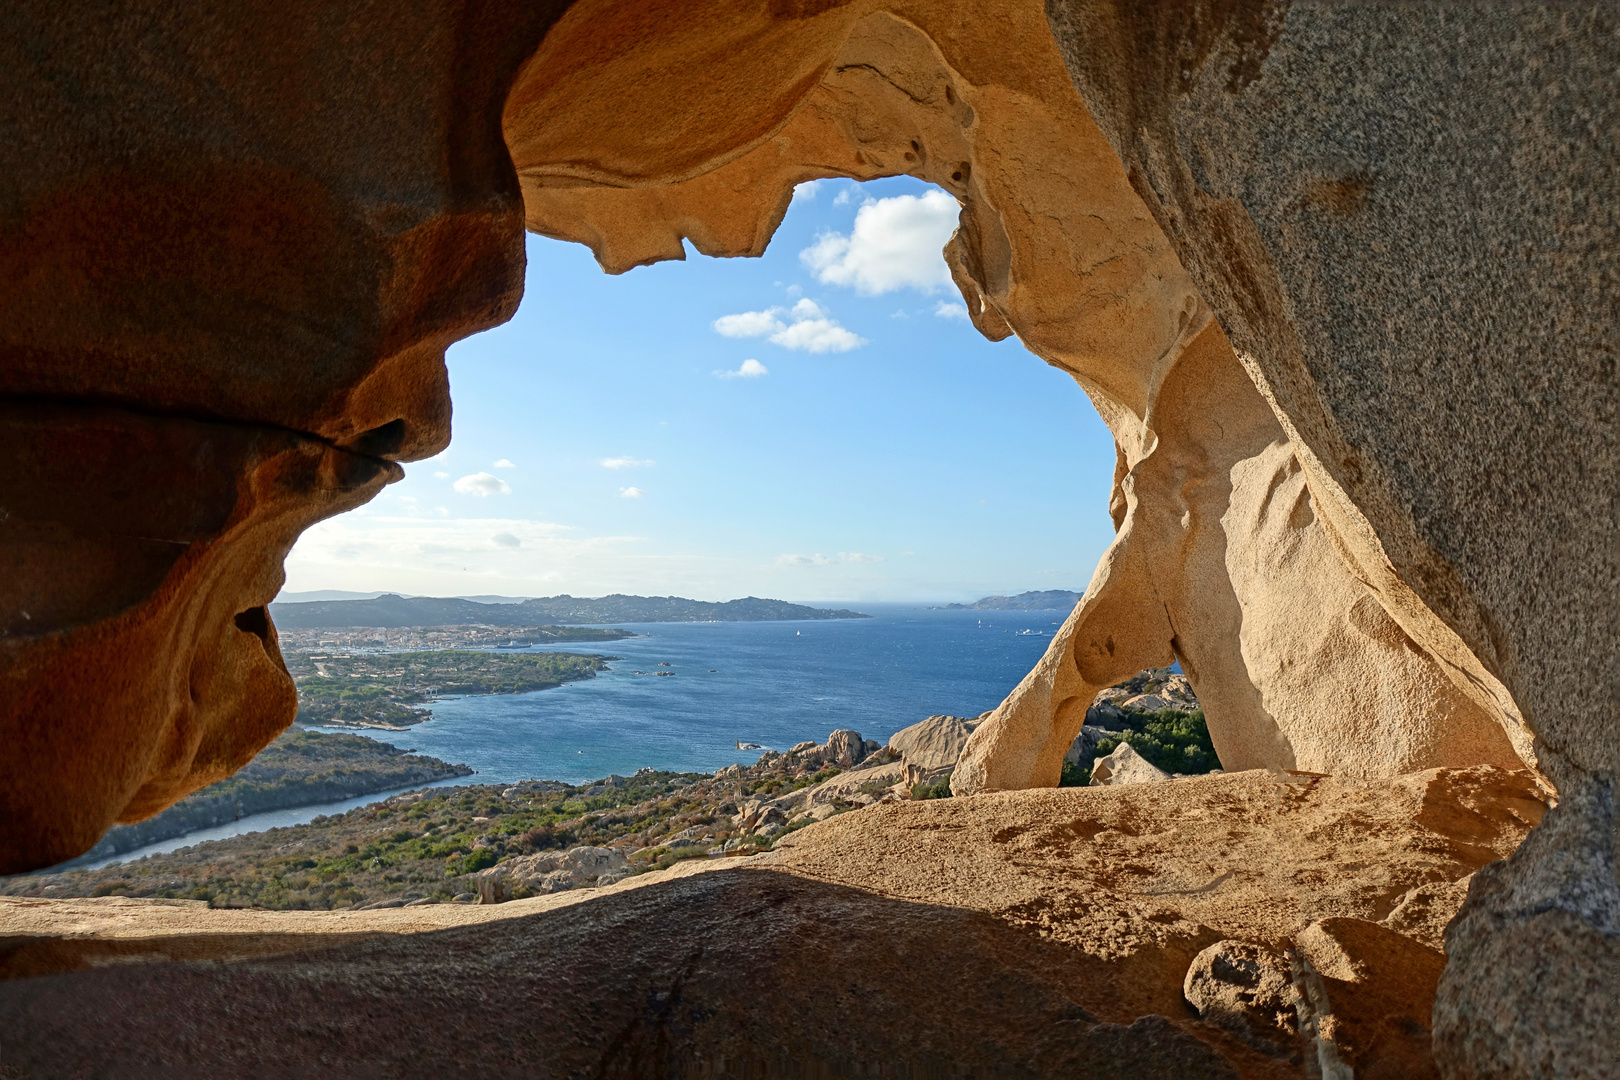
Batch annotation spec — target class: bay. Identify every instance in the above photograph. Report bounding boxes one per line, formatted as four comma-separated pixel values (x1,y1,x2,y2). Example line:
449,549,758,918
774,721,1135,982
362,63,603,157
63,604,1069,870
306,604,1069,786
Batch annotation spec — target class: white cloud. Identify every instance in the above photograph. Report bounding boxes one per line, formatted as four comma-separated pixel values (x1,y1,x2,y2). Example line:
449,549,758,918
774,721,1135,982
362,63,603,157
711,301,867,354
839,552,885,563
833,187,854,206
620,486,645,499
784,283,803,298
770,319,864,353
714,309,785,338
800,189,959,295
491,532,521,548
433,471,450,479
715,358,769,379
791,179,824,202
453,472,510,496
777,553,832,567
493,458,516,469
601,456,655,469
934,300,970,320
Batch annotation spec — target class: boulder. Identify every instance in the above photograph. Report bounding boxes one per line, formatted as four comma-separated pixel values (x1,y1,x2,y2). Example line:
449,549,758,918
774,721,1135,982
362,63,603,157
1181,941,1295,1052
1090,743,1167,787
888,715,980,773
1064,724,1124,767
475,846,629,904
0,767,1539,1076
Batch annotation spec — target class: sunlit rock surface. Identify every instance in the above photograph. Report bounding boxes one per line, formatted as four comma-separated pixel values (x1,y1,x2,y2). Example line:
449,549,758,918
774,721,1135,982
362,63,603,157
0,766,1542,1077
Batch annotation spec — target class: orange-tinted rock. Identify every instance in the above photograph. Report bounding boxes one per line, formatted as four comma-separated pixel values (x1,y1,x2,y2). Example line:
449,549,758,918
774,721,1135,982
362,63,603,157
0,0,575,870
0,404,397,872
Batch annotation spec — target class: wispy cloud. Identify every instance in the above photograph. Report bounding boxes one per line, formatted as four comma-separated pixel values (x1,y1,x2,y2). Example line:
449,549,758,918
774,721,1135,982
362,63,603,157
711,297,866,353
620,486,645,499
776,551,885,567
453,472,510,496
800,189,959,295
777,553,833,567
715,358,769,379
433,471,450,480
493,458,517,469
791,179,824,202
934,300,969,320
601,456,654,469
491,531,521,548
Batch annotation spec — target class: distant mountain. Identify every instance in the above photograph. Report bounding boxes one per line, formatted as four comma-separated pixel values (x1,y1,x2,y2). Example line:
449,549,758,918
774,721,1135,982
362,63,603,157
936,590,1081,611
275,590,531,604
275,590,404,604
270,593,870,629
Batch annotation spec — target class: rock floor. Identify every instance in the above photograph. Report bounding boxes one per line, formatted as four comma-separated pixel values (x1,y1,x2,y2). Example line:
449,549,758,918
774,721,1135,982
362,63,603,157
0,766,1543,1078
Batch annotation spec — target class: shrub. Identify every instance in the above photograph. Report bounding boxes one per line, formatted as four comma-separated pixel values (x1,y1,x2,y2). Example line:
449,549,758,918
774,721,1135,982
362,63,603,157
1078,708,1221,777
519,824,574,853
447,848,498,876
1058,761,1090,787
910,772,953,800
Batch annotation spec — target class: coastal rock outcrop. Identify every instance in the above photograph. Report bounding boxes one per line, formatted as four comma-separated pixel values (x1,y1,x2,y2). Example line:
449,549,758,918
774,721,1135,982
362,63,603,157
0,0,573,873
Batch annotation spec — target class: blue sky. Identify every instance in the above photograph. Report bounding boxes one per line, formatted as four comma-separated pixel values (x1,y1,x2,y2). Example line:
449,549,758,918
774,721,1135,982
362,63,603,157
282,176,1119,603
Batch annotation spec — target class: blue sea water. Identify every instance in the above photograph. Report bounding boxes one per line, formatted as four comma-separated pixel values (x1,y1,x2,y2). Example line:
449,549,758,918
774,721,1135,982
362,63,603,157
306,604,1069,786
55,605,1070,870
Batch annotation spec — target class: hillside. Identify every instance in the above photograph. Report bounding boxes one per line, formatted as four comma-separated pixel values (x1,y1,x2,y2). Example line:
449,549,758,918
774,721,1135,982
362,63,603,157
271,593,870,629
54,731,472,868
935,590,1081,610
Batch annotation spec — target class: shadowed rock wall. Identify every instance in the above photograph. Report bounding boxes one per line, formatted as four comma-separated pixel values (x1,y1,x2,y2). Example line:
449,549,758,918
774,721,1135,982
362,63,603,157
1041,3,1618,1075
0,0,574,872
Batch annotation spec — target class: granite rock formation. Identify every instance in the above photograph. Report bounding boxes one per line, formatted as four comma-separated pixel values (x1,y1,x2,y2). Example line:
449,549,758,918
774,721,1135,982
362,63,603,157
1039,5,1618,1074
1,0,1611,1072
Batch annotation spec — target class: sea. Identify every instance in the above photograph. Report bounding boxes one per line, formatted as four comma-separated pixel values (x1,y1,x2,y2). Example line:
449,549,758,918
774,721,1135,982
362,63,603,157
307,603,1069,783
68,604,1071,869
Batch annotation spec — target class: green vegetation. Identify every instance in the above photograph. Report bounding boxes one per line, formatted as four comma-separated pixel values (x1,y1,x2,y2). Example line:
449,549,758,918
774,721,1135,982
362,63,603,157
9,772,721,909
1058,761,1091,788
910,772,954,800
744,765,840,798
285,650,610,727
1063,708,1222,783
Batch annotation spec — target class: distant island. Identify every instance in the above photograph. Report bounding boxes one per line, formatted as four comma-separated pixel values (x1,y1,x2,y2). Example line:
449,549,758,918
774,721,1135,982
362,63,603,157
271,593,870,629
932,590,1081,611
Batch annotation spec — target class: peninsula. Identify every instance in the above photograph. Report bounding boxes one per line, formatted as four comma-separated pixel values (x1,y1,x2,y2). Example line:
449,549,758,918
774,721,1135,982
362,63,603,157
933,590,1080,611
288,650,612,729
